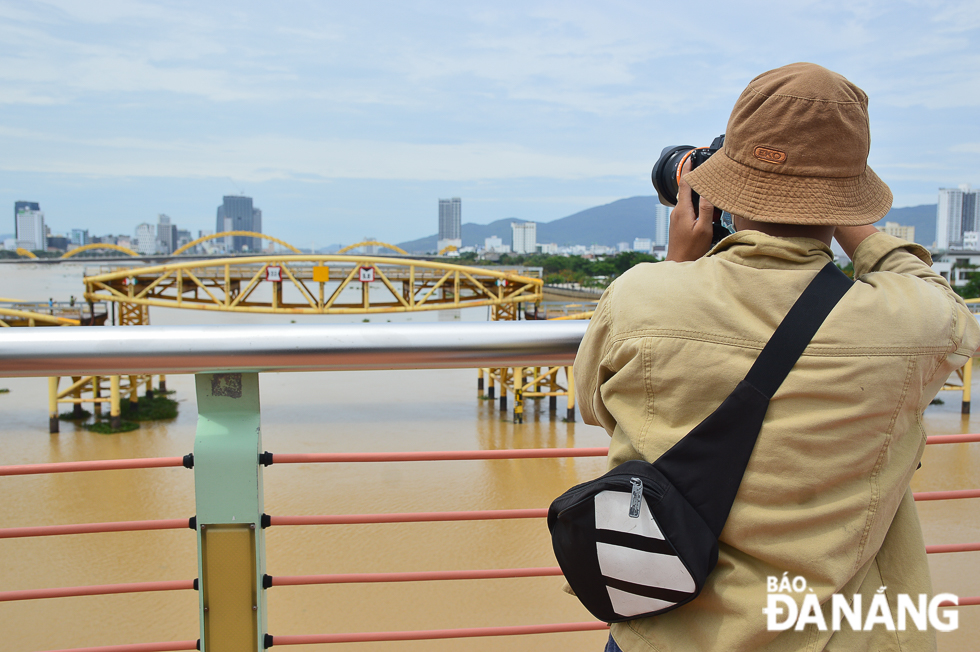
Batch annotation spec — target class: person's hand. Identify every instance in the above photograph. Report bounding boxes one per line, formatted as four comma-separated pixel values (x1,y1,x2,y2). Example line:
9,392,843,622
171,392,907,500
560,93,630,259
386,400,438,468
665,158,716,262
834,225,879,261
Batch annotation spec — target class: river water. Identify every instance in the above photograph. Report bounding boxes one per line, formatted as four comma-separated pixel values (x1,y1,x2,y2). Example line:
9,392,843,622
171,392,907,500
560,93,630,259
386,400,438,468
1,261,978,651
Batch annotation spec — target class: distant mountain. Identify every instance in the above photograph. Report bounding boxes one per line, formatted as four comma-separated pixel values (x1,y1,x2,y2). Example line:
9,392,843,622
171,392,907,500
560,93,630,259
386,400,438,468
881,204,936,247
397,197,938,253
398,196,663,253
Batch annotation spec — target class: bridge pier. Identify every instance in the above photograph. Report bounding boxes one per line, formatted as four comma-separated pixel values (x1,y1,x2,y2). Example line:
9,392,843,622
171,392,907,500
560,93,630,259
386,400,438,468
48,377,59,433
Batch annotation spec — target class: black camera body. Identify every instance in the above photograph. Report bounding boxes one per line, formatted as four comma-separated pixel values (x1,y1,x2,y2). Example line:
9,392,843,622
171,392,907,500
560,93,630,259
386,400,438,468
651,134,728,243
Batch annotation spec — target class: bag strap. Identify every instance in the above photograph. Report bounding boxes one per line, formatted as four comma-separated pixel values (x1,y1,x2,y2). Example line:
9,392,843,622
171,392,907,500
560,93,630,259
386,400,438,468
653,261,852,537
742,262,853,398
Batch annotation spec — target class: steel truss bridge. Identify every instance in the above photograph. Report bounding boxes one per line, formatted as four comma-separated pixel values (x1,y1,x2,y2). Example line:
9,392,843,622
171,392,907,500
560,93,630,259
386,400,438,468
82,255,543,321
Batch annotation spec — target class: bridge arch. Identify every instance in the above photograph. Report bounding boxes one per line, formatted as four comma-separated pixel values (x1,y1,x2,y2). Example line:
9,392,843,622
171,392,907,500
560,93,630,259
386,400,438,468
62,243,140,259
336,241,408,255
171,231,303,256
15,248,38,259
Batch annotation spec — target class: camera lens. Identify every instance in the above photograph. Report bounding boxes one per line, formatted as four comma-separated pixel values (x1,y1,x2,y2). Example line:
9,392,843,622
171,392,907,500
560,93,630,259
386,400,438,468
651,145,694,207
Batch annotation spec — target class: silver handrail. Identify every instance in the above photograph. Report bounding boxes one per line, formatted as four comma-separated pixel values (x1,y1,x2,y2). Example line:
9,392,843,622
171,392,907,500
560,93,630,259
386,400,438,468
0,322,589,377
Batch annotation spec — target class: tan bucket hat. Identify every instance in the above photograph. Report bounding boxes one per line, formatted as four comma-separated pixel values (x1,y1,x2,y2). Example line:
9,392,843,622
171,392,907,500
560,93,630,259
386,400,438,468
685,62,892,225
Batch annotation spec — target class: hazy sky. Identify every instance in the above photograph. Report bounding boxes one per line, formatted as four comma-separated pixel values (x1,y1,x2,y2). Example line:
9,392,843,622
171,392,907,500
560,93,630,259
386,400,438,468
1,0,978,246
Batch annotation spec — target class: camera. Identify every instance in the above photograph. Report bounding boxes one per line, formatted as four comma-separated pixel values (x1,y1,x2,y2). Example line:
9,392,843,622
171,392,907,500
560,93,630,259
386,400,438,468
651,134,731,244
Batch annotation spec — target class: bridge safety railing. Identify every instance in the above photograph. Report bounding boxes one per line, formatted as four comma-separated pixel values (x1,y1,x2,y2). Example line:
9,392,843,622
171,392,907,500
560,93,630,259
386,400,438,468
0,322,978,651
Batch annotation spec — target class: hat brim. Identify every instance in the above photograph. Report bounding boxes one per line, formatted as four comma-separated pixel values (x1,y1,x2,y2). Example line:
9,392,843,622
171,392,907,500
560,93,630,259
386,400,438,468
685,151,892,226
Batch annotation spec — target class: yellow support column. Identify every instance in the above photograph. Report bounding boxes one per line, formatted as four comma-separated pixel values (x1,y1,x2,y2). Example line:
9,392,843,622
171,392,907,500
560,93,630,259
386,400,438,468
159,375,167,392
566,366,575,422
145,374,154,400
128,375,140,414
963,358,973,415
487,369,495,400
72,376,85,418
514,366,524,424
92,376,102,418
48,377,59,433
499,369,507,412
549,367,558,414
110,375,121,429
477,368,484,397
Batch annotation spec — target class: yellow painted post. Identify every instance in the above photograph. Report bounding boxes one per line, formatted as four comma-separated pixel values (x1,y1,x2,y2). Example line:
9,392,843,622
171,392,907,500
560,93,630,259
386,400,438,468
159,375,167,392
110,375,121,429
72,376,85,418
549,367,557,413
48,377,59,433
477,368,484,397
128,375,139,414
92,376,102,418
566,366,575,421
487,369,495,400
514,366,524,424
499,369,507,412
963,357,973,415
145,374,154,400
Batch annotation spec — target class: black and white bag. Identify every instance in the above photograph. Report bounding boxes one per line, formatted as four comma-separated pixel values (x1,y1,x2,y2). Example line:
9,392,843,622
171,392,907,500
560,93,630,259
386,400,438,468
548,262,851,623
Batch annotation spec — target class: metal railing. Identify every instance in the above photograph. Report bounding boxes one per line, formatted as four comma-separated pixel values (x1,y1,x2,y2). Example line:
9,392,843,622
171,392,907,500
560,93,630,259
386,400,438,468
0,322,587,377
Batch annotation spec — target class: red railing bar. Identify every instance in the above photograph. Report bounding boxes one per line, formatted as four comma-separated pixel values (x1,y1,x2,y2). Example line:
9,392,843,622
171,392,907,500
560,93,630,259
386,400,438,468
269,509,547,526
0,457,187,476
38,642,197,652
958,596,980,606
0,580,194,602
269,622,609,645
271,447,608,464
0,434,970,477
0,518,190,539
925,433,980,445
913,489,980,501
272,567,563,586
271,489,980,526
269,434,980,465
0,433,971,477
926,542,980,554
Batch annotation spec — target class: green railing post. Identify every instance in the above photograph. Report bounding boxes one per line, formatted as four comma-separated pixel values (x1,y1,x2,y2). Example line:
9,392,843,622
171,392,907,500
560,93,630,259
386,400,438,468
194,372,267,651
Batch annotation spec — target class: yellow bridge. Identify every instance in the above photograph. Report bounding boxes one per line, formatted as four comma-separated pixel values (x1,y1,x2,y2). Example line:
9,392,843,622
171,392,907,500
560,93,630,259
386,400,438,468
83,254,543,322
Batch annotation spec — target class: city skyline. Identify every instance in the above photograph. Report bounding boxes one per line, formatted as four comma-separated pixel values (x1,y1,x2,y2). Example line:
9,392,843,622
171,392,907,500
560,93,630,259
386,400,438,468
0,2,977,245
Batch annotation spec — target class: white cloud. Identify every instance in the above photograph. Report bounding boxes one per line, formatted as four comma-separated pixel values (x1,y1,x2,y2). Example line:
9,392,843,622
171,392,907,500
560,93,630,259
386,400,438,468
0,128,642,181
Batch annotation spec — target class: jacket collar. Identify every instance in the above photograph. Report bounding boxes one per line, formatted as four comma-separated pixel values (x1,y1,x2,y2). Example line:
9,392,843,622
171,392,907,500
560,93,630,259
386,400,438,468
706,230,835,270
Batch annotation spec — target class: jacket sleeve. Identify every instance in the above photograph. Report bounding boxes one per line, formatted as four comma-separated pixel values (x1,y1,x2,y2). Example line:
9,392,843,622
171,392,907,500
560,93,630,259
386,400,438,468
852,231,980,385
573,281,618,434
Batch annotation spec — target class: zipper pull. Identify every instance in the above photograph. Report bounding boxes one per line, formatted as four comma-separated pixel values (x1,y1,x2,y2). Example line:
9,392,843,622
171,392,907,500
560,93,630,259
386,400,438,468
629,477,643,518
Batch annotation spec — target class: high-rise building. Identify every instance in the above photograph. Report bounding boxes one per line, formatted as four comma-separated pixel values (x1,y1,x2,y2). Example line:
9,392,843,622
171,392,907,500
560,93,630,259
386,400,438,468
654,205,671,247
14,201,39,239
937,185,979,250
511,222,537,255
70,229,89,247
216,195,262,252
157,214,177,255
438,198,461,241
15,205,46,251
135,223,156,255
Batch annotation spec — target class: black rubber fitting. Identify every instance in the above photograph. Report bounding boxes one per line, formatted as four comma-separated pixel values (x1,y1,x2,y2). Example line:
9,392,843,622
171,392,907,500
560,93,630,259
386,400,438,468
196,640,201,651
259,451,274,466
182,453,194,469
193,578,199,591
188,516,197,530
262,574,273,589
264,633,274,648
261,513,271,529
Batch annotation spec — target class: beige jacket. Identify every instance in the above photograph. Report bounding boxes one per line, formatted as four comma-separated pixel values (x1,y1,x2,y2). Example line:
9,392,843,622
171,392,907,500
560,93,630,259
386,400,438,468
574,231,979,651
